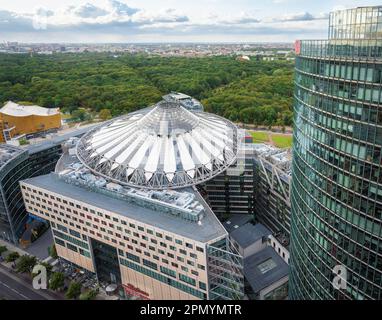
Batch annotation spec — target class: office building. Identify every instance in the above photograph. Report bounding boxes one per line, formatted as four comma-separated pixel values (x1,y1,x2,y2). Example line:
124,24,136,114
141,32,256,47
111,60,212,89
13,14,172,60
200,137,256,218
0,125,96,244
21,99,245,300
252,143,291,246
290,6,382,300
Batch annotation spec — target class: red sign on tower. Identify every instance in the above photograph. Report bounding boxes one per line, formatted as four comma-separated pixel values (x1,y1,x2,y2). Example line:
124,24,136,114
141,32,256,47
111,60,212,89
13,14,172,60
294,40,301,55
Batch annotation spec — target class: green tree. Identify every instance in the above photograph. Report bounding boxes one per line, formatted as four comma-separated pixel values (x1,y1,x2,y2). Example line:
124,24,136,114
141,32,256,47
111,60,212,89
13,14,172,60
0,53,294,128
71,109,87,121
99,109,112,121
79,288,99,300
49,272,65,291
0,245,7,255
5,251,19,263
15,255,37,274
18,138,29,146
65,282,82,300
48,244,58,259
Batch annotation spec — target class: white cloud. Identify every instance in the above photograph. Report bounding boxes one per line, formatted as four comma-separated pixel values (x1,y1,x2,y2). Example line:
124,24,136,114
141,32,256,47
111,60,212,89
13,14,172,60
131,8,189,24
217,12,260,25
0,0,329,42
265,11,329,23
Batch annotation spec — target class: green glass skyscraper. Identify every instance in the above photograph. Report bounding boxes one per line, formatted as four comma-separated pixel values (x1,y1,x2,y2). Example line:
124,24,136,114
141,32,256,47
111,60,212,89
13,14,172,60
290,6,382,300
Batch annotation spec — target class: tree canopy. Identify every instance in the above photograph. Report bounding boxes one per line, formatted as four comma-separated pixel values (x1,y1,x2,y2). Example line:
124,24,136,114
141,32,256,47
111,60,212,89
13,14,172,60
15,255,37,274
49,272,65,291
0,53,294,127
65,281,82,300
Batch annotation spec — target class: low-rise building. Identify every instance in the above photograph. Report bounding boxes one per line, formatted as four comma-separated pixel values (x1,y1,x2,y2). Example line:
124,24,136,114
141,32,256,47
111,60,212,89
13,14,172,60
0,101,62,142
244,246,288,300
224,219,289,300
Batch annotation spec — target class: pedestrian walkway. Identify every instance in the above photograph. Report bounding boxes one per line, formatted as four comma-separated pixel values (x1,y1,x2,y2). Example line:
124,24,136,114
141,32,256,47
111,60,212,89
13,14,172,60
0,229,53,260
0,239,30,258
24,230,53,260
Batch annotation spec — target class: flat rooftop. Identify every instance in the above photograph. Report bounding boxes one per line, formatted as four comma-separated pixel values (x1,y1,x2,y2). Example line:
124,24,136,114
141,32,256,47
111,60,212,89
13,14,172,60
23,173,227,243
244,246,289,294
25,123,100,154
0,144,26,170
252,143,292,178
222,214,253,234
230,223,271,249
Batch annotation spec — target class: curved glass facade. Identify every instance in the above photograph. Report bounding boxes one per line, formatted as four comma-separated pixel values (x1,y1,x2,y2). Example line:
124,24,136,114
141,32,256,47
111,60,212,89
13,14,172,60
289,6,382,300
0,144,63,244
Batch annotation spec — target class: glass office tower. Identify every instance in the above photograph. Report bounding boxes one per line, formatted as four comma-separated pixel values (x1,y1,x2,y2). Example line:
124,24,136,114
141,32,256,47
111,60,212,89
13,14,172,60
290,6,382,300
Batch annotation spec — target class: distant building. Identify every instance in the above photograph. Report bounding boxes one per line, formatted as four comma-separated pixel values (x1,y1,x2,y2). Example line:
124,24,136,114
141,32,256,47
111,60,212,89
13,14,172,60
0,101,61,143
236,55,251,62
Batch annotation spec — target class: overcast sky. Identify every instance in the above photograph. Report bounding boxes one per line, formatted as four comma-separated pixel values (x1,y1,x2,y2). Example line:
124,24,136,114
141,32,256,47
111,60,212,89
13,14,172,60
0,0,381,43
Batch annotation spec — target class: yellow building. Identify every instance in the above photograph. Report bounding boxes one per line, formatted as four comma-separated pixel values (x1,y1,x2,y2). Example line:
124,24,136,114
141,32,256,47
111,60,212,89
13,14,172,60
0,101,61,142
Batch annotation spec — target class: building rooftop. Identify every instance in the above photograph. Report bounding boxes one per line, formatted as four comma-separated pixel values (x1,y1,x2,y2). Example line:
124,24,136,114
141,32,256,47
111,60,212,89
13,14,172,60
223,214,253,234
0,124,99,171
252,143,292,178
23,173,227,243
162,92,204,112
230,223,271,249
0,144,26,170
25,123,99,154
77,99,237,190
244,246,289,294
57,157,206,222
163,92,193,101
0,101,59,117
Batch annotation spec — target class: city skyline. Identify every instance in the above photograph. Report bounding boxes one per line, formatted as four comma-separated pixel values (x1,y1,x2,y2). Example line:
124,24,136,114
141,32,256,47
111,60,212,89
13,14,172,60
0,0,382,43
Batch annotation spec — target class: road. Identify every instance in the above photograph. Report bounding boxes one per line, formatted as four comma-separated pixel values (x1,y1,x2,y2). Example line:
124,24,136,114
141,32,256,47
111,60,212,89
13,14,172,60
0,265,51,300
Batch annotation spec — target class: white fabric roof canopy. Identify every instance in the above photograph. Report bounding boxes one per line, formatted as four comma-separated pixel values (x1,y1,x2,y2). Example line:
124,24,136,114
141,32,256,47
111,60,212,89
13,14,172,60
77,100,237,189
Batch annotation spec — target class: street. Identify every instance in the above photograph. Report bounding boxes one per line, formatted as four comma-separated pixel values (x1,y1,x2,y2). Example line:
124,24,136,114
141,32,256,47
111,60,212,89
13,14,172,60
0,265,51,300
